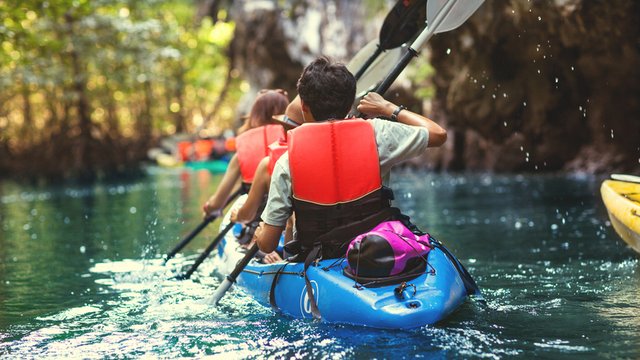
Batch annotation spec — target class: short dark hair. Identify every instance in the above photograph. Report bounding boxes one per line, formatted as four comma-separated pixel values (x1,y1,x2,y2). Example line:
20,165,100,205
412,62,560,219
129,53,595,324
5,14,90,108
296,56,356,121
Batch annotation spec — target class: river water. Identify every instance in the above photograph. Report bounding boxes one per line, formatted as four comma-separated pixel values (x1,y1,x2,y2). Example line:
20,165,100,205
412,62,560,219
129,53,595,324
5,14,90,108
0,167,638,358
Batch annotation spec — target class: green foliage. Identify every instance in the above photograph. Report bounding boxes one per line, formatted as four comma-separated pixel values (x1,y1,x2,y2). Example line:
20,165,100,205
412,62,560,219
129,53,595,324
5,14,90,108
0,0,241,178
407,60,436,100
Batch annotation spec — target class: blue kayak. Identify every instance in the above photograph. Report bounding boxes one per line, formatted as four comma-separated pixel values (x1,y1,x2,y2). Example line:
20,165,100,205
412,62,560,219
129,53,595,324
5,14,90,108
214,201,468,329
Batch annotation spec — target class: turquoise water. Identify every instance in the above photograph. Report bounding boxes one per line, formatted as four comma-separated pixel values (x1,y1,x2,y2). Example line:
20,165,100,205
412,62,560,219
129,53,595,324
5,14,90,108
1,168,638,358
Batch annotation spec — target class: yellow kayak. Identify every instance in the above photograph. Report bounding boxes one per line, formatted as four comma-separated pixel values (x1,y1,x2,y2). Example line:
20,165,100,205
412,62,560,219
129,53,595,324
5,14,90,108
601,176,640,254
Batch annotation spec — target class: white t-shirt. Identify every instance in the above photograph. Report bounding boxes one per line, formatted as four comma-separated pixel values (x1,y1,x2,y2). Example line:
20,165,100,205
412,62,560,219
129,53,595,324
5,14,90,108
262,118,429,227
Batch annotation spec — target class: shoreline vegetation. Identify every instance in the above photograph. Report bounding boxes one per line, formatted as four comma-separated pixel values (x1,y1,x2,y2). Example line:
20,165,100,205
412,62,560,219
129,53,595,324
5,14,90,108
0,1,242,182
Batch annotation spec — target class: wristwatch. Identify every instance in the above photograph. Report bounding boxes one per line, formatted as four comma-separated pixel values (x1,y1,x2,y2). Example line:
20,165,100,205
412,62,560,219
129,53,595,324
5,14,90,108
390,105,406,121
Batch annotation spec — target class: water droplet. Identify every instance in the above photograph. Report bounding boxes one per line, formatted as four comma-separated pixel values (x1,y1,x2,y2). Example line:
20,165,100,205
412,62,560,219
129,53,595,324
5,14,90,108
446,48,451,55
80,246,86,254
538,16,542,21
551,224,558,230
523,101,527,107
503,121,508,127
515,221,522,229
130,207,137,214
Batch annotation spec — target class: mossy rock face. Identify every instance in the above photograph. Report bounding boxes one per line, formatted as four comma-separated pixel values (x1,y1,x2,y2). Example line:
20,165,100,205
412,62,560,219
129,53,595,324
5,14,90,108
429,0,640,173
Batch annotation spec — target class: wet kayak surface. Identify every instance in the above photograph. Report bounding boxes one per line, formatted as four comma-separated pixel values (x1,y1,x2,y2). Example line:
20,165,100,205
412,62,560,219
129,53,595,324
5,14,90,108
1,168,638,358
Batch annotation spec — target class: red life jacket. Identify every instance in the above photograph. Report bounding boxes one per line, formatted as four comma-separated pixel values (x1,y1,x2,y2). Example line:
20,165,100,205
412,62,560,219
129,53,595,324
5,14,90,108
267,137,288,176
235,124,284,184
286,119,394,261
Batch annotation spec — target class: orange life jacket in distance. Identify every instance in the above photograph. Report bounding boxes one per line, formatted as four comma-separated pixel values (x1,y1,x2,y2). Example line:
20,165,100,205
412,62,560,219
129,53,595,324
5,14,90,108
235,124,284,184
267,137,288,176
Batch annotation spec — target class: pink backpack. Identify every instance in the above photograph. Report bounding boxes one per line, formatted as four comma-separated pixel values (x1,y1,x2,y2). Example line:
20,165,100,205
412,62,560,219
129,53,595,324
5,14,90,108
345,221,433,284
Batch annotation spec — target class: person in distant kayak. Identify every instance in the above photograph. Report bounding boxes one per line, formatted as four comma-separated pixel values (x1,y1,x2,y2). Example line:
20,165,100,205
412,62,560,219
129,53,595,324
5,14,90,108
202,89,289,217
253,56,447,264
230,96,303,263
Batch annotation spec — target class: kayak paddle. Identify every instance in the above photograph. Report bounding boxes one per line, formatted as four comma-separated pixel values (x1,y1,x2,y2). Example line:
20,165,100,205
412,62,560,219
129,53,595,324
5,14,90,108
348,41,402,98
175,221,236,280
208,243,260,305
352,0,427,81
163,187,243,264
374,0,485,97
431,239,485,304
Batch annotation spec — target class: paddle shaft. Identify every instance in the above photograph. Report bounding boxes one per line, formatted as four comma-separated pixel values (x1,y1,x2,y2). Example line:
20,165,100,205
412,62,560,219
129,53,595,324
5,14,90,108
164,216,216,263
209,243,260,305
354,46,383,80
353,0,427,81
164,187,242,263
374,0,457,97
178,221,235,280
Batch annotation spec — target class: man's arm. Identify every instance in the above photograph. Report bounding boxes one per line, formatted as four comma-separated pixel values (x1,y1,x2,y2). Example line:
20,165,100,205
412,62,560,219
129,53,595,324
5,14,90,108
253,222,284,253
357,92,447,147
255,154,293,252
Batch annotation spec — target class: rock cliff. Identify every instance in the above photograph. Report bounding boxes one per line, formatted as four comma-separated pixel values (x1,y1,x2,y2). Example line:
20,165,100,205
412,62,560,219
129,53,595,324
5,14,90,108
429,0,640,173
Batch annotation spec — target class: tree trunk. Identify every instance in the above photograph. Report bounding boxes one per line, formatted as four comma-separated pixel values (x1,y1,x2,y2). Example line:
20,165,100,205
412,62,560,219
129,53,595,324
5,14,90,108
66,12,95,179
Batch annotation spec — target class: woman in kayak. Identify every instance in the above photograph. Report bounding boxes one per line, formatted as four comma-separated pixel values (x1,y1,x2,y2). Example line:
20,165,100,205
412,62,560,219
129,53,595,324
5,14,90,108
230,96,303,263
202,89,289,217
253,56,447,264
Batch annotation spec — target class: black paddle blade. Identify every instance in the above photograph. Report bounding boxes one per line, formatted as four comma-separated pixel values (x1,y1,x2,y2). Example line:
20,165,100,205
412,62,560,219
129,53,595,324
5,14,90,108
379,0,428,50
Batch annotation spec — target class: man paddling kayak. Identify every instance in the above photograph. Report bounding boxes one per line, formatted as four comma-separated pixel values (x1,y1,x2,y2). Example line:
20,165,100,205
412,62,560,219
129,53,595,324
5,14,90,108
253,56,446,264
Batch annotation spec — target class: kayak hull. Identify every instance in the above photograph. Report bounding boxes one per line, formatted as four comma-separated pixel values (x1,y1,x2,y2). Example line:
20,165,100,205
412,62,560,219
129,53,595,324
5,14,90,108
214,200,468,329
601,179,640,254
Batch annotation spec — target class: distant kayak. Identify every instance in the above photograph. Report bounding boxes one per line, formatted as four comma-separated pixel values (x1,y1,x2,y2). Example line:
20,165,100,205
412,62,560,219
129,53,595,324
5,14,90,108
212,197,468,329
184,160,228,173
601,176,640,254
